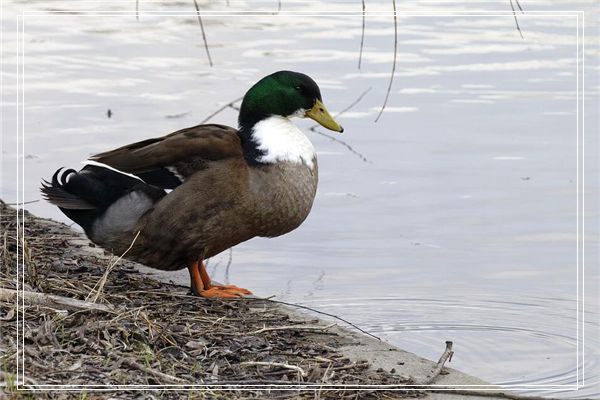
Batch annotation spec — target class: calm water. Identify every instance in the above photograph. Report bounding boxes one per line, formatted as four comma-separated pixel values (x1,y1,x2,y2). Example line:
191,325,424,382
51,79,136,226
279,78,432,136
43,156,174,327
1,1,598,397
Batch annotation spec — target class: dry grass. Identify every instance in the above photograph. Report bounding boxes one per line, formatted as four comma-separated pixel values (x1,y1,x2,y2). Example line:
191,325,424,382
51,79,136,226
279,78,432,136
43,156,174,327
0,200,420,399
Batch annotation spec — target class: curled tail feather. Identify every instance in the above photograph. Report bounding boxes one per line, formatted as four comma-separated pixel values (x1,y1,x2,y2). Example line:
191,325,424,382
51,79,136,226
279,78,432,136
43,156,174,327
40,165,165,236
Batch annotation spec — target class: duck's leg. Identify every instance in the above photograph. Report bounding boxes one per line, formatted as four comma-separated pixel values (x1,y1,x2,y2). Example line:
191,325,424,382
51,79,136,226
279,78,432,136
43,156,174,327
188,259,252,298
188,260,206,296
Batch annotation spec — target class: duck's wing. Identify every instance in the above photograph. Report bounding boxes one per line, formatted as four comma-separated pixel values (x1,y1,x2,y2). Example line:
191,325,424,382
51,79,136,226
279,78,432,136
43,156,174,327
88,124,243,189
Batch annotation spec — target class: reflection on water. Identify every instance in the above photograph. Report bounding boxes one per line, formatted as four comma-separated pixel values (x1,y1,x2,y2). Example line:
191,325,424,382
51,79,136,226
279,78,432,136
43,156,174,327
1,0,598,397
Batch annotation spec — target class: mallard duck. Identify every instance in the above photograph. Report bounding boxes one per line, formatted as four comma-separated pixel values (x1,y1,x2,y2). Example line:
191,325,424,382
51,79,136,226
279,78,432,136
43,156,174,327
41,70,343,298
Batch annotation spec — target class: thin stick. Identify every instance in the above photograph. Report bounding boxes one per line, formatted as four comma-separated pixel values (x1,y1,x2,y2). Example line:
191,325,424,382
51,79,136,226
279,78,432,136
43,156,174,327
358,0,366,70
309,87,372,163
224,248,233,284
244,323,335,335
86,230,141,303
5,200,39,206
199,379,323,385
193,0,214,67
320,360,334,385
240,361,307,377
135,0,139,21
311,130,371,163
245,298,382,341
0,288,113,313
509,0,524,39
515,0,524,13
374,0,398,122
309,87,372,129
121,358,185,384
414,341,454,385
200,96,244,124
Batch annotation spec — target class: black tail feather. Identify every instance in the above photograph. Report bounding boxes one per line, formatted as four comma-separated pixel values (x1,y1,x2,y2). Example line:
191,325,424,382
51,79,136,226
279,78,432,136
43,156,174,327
41,165,164,234
41,168,96,210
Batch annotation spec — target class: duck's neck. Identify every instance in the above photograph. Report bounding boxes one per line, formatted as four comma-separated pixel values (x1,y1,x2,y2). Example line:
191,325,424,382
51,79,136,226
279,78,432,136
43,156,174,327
239,115,316,169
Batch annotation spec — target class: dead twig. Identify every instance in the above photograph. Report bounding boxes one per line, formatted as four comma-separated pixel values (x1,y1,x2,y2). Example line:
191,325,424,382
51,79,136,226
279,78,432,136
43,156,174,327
414,341,453,385
374,0,397,122
311,129,371,163
358,0,366,70
86,230,140,303
200,96,244,124
240,361,307,377
121,358,185,383
243,323,336,336
309,87,372,130
5,200,39,206
515,0,524,12
1,229,9,272
309,87,372,163
509,0,524,39
193,0,214,67
0,288,113,313
224,247,233,284
248,298,382,341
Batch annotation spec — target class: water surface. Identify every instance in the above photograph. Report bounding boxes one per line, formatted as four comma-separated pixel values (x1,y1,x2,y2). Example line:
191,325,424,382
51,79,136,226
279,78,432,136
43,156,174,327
1,1,598,397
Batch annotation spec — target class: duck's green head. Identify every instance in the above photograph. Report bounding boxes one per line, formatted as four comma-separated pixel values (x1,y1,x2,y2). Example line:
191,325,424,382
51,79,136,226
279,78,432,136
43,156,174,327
238,70,343,133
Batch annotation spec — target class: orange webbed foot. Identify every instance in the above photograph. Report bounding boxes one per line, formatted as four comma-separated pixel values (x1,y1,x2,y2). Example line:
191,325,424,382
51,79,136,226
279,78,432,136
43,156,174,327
199,285,253,299
188,259,252,299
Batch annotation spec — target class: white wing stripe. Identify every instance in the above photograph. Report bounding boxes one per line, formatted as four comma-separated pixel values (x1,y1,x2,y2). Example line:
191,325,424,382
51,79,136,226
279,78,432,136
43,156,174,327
82,159,145,182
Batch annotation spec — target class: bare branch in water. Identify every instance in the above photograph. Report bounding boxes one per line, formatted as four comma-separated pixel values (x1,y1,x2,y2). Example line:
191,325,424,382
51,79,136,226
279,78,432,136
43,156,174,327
278,0,282,13
193,0,214,67
374,0,398,122
312,130,371,163
309,87,372,163
509,0,524,39
334,87,372,118
414,341,454,385
206,243,233,279
135,0,139,21
358,0,366,70
309,87,372,130
224,248,233,284
515,0,524,12
200,96,244,124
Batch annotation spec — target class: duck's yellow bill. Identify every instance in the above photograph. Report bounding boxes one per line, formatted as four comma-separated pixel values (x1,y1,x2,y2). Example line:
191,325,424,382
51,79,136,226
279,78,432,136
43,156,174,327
305,99,344,133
